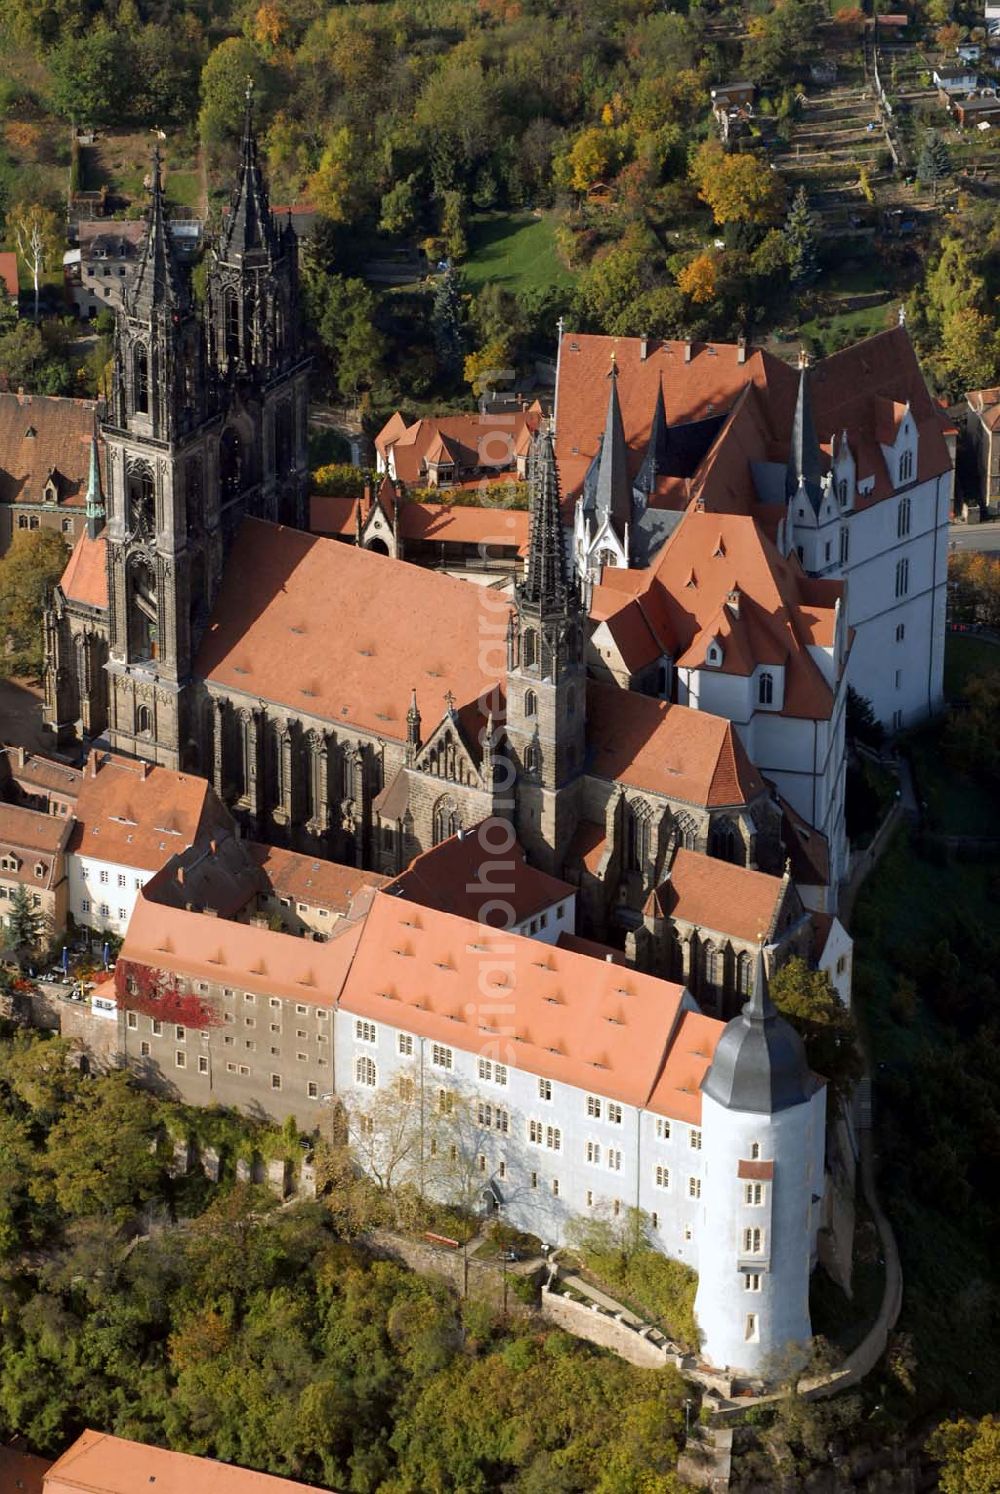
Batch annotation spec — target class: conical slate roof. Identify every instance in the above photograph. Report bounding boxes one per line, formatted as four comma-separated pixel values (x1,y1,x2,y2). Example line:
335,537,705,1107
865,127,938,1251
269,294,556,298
701,945,815,1114
218,90,280,264
126,151,187,317
784,362,824,514
521,429,573,612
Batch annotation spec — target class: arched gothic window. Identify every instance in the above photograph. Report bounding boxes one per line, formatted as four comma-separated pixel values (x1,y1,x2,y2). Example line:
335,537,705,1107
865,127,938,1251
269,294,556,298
758,671,774,706
524,688,537,719
127,465,155,541
523,628,538,669
127,558,158,663
136,704,152,736
626,799,652,873
899,449,913,485
133,343,149,415
524,744,539,775
675,812,697,850
737,951,752,998
433,796,460,846
702,941,719,992
710,818,742,866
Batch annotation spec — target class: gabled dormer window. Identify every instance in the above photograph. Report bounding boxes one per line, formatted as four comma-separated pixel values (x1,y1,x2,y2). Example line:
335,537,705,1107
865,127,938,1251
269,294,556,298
705,638,722,668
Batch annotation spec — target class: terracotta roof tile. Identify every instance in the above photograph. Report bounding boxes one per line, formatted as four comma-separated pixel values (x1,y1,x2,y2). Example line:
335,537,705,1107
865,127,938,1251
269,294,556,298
0,801,72,889
376,409,538,485
59,528,108,610
43,1429,326,1494
340,891,700,1111
0,392,100,510
249,841,388,912
654,847,785,942
385,826,573,926
646,1011,724,1124
69,751,225,873
0,252,18,301
197,520,509,743
586,681,764,808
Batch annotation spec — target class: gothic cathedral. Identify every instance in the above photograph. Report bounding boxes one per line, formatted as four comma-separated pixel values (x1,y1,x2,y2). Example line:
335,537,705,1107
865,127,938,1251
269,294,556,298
48,101,310,769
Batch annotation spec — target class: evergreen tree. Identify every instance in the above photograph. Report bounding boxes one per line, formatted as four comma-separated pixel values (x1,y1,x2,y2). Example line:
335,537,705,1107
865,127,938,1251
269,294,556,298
783,185,818,287
918,133,950,199
4,884,43,965
432,267,464,382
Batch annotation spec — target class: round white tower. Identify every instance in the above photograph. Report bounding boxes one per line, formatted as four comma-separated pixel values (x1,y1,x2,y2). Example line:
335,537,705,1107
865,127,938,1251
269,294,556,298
694,946,827,1379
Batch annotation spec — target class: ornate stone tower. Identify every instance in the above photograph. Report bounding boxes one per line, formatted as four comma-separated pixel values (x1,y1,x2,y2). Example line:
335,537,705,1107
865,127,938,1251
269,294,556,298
103,151,216,767
205,91,309,531
506,429,587,873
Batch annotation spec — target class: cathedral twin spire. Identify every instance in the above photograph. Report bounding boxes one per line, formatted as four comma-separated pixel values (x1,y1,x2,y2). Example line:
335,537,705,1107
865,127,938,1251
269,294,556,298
218,87,282,265
521,428,576,615
125,149,187,318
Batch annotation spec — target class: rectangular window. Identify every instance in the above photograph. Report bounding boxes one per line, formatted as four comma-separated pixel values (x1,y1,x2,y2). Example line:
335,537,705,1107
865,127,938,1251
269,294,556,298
744,1182,764,1206
175,1026,185,1041
494,1063,507,1086
551,1178,559,1198
432,1043,453,1069
127,1011,138,1030
270,1023,280,1034
608,1102,622,1125
895,557,909,598
438,1089,454,1114
745,1313,758,1342
538,1078,552,1101
586,1189,593,1207
100,904,109,917
307,1081,318,1099
896,623,905,643
117,873,126,888
893,708,904,732
530,1171,538,1189
478,1058,491,1081
689,1129,702,1151
655,1164,669,1189
244,1017,255,1029
398,1033,414,1056
498,1160,506,1180
587,1094,601,1119
607,1148,622,1171
355,1019,376,1043
198,1056,208,1074
839,526,849,565
175,1051,185,1069
269,997,280,1008
477,1153,487,1174
742,1227,763,1254
151,1019,162,1036
529,1119,543,1145
586,1140,601,1164
744,1273,762,1292
227,1062,237,1073
477,1100,493,1128
296,1052,307,1063
140,1041,150,1057
897,496,911,537
546,1126,561,1151
296,1004,307,1015
81,899,90,913
239,1065,250,1077
689,1177,701,1199
895,669,902,690
99,870,108,884
271,1074,282,1090
656,1118,671,1140
244,992,255,1004
117,907,127,922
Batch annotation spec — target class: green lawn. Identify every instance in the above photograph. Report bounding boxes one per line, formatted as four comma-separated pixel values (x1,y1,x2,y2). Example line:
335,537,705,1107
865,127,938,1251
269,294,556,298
797,301,896,354
164,170,201,213
462,211,575,296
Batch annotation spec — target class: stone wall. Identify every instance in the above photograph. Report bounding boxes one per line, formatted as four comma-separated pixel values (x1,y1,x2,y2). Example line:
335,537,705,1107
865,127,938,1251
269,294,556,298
539,1284,674,1370
367,1228,534,1316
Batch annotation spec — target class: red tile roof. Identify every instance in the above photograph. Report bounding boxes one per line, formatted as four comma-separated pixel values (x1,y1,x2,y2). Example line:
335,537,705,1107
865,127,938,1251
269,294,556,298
310,496,530,555
59,529,108,610
0,1445,50,1494
592,508,839,721
652,847,786,943
249,841,388,912
0,801,72,890
69,752,225,873
647,1011,724,1124
554,332,795,501
0,393,100,509
197,520,510,743
376,409,538,485
385,826,573,926
122,886,365,1007
340,890,707,1112
43,1429,326,1494
586,681,764,808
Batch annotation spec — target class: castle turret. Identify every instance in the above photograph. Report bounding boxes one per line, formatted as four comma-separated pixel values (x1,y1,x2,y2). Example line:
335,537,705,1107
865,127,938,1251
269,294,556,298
694,946,827,1377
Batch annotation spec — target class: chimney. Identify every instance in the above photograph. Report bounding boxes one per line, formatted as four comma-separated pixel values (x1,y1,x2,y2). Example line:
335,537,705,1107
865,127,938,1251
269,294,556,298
177,865,185,886
17,745,26,768
605,952,615,962
640,333,649,362
683,341,693,364
737,334,747,365
726,586,741,617
139,761,148,780
90,753,98,778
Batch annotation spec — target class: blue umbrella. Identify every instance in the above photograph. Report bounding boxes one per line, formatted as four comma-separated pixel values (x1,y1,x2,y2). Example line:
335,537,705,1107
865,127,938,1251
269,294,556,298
61,946,69,975
102,942,110,970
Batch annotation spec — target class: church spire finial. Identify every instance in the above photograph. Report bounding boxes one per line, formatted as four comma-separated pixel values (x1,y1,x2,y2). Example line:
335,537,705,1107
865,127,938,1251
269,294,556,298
85,434,104,540
125,147,186,317
521,428,573,613
219,78,279,263
785,358,822,512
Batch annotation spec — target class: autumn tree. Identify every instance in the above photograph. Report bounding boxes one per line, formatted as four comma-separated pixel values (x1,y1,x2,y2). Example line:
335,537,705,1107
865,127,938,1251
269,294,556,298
928,1414,1000,1494
9,202,61,322
676,251,717,304
0,527,68,676
940,307,1000,396
564,126,619,194
769,957,862,1103
690,140,785,228
198,37,270,147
